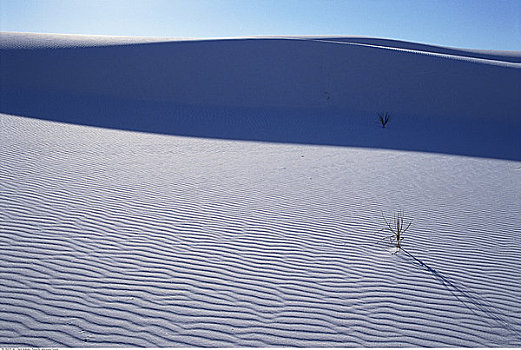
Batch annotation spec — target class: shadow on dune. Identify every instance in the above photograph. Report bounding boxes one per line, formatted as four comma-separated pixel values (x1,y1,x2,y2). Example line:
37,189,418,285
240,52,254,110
1,36,520,160
1,88,520,161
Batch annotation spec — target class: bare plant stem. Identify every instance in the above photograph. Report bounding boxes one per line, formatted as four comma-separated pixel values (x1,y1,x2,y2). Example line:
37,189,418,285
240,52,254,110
380,210,412,248
379,112,390,128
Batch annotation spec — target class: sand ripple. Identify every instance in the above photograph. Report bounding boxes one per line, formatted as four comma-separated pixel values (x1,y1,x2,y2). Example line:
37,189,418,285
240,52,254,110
1,114,520,346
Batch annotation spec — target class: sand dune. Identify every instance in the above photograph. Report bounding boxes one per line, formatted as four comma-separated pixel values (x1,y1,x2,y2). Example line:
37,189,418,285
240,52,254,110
306,36,521,63
1,33,521,347
2,32,520,117
1,32,520,161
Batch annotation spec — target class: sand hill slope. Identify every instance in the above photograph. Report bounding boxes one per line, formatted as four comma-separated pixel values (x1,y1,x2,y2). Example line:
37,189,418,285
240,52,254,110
2,32,520,117
1,33,521,347
1,32,521,160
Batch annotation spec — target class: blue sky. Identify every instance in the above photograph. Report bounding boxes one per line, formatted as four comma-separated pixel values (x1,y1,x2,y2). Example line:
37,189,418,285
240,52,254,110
1,0,520,50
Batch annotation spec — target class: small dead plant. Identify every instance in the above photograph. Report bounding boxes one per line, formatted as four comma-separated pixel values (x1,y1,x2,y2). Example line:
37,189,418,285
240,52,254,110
379,112,390,128
379,210,413,249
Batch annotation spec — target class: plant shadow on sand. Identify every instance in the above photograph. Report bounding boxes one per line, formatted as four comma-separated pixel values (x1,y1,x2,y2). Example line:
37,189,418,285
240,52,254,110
399,248,521,340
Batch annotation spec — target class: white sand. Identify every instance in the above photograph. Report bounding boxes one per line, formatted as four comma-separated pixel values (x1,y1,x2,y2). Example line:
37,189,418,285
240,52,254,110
1,32,520,347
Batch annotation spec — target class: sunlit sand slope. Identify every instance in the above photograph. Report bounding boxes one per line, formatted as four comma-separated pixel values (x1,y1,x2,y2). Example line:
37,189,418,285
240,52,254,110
1,114,520,347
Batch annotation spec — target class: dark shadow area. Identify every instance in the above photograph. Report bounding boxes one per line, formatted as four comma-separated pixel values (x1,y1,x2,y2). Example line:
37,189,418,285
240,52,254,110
2,37,519,161
400,248,521,339
1,88,520,161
